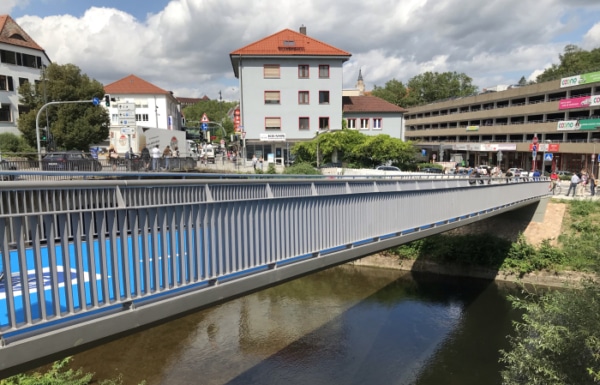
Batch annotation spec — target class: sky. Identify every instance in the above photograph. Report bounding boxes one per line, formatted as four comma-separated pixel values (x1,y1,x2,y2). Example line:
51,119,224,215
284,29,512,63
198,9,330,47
3,0,600,103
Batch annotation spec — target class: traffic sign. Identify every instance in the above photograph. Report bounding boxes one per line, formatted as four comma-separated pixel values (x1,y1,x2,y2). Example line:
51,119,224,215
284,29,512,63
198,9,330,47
598,153,600,162
120,119,134,125
544,153,553,161
92,97,100,106
201,113,209,123
118,111,135,119
120,126,136,135
201,123,208,131
532,136,538,145
116,103,135,112
532,151,537,157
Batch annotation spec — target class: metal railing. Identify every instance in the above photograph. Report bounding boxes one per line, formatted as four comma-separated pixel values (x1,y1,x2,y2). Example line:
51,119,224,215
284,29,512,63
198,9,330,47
0,176,549,373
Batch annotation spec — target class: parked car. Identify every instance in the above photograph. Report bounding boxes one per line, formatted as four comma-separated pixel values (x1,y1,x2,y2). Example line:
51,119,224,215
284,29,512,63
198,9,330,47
376,165,400,171
0,159,17,181
506,168,522,177
556,170,573,177
421,167,443,174
41,151,102,171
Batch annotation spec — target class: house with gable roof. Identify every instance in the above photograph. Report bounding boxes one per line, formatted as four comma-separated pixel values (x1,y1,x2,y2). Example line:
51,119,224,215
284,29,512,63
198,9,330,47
230,26,351,164
0,15,51,136
103,74,183,153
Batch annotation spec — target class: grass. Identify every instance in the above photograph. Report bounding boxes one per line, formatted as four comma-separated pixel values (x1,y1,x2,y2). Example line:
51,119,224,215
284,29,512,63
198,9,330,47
388,200,600,276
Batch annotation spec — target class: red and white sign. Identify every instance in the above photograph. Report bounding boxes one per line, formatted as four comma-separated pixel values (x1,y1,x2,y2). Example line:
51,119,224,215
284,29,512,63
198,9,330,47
201,113,209,123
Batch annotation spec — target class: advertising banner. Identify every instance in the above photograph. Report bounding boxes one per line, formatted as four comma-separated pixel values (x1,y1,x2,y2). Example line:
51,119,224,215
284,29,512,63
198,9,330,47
260,133,286,142
591,95,600,107
557,120,579,131
560,71,600,88
577,118,600,130
529,143,560,152
465,125,479,131
558,96,592,110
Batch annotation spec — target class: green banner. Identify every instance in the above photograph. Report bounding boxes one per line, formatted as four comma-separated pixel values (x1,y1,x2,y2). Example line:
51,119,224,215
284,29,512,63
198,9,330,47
577,118,600,130
581,71,600,85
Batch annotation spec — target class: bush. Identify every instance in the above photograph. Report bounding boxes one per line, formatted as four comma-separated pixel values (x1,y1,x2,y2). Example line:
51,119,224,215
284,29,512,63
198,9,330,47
283,162,321,175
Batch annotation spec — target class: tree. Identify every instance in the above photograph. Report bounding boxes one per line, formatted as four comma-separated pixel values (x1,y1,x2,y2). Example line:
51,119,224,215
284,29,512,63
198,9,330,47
17,63,110,151
183,99,237,142
536,45,600,83
518,76,527,86
372,72,477,108
0,133,35,155
350,134,417,168
500,280,600,385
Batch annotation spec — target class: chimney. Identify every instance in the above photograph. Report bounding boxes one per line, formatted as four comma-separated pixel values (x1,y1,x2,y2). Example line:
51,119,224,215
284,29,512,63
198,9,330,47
299,25,306,35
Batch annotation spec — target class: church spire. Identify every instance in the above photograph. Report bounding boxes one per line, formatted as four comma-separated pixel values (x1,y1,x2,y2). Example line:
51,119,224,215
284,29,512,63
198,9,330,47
356,68,365,95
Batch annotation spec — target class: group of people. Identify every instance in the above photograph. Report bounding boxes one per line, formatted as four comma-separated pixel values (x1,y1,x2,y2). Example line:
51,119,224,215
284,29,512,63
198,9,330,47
251,154,264,170
565,169,597,197
106,144,179,171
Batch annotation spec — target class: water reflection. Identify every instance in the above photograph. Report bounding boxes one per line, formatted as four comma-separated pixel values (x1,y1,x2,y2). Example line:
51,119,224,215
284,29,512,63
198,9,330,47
69,266,524,385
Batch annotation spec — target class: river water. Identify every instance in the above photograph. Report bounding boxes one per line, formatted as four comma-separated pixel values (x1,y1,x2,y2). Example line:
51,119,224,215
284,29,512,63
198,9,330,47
67,265,525,385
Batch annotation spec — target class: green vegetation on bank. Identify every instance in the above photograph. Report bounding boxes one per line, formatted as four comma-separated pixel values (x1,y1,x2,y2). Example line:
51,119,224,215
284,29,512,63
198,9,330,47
389,200,600,276
0,358,143,385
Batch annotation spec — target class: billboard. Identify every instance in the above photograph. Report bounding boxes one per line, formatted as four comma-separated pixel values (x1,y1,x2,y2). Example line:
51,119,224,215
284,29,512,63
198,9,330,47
560,71,600,88
558,96,592,110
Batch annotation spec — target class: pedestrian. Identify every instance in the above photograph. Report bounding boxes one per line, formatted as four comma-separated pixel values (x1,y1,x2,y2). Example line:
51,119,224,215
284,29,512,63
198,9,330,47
259,156,264,170
549,170,559,192
141,145,150,171
151,145,161,171
162,145,172,170
566,172,581,197
252,154,257,170
579,170,588,196
108,144,118,171
588,171,596,197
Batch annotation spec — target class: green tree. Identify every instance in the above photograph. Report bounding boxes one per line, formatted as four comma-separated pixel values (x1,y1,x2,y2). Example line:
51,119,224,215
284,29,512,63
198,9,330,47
372,72,477,107
518,76,527,86
182,99,237,141
0,133,35,155
371,79,409,106
350,134,417,168
500,280,600,385
536,45,600,83
17,63,110,151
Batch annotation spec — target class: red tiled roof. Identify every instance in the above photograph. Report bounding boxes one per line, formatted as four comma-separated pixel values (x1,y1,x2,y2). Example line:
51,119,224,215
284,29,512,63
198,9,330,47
104,74,170,95
0,14,45,51
230,29,351,57
343,96,407,113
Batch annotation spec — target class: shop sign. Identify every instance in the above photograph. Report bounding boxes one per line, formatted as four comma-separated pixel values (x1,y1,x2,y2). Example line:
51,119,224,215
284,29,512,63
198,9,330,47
260,133,286,142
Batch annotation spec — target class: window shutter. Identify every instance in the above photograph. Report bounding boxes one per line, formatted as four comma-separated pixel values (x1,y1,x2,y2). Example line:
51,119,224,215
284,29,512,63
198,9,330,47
265,117,281,129
264,65,280,78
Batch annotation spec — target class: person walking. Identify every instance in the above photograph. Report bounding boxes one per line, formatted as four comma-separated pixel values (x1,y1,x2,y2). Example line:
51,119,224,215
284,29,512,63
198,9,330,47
141,145,151,171
252,154,257,170
589,171,596,197
566,172,581,197
151,145,161,171
108,144,118,171
162,145,172,170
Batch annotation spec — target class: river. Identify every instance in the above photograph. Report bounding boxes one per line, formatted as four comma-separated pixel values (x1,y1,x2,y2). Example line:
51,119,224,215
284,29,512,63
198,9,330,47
66,265,525,385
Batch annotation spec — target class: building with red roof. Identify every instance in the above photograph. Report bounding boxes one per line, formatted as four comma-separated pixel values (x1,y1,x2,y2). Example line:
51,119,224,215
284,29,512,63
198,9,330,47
0,15,52,136
230,26,352,164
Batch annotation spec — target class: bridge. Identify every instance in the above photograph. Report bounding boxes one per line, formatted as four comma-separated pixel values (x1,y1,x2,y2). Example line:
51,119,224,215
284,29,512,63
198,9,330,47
0,172,549,375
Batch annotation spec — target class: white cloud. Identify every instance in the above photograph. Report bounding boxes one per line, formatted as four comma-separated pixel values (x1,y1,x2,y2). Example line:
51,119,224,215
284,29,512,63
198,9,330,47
13,0,600,100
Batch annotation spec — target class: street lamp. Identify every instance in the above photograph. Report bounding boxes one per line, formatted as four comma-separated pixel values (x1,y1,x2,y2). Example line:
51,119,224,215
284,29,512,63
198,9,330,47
541,139,551,175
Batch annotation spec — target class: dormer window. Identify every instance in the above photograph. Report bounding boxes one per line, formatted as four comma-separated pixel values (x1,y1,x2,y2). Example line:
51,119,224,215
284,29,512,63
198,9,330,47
9,33,26,41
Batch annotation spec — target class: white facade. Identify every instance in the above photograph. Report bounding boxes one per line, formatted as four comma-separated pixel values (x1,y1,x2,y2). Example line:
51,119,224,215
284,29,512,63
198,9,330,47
0,42,51,135
239,57,345,142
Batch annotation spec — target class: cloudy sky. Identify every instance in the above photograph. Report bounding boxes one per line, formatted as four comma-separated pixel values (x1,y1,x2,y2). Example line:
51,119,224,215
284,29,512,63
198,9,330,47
3,0,600,102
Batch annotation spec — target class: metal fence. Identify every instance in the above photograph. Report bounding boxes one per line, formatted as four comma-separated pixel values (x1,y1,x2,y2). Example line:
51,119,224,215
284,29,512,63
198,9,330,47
0,176,549,372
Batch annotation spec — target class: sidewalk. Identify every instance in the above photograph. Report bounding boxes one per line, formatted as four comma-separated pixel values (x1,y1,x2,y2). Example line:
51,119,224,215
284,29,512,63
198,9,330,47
550,181,598,201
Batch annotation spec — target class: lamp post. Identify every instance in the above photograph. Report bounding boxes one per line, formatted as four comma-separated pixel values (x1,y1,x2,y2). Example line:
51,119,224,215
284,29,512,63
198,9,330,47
541,139,551,175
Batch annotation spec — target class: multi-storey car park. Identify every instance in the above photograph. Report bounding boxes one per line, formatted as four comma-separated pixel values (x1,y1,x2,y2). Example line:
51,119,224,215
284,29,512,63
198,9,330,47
404,71,600,177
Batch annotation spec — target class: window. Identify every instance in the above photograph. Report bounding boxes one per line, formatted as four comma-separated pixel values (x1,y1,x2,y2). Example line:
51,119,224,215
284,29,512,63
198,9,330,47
319,91,330,104
347,118,356,129
0,75,14,91
264,64,280,79
298,65,309,78
134,100,149,108
319,117,329,130
18,78,28,87
0,103,11,122
299,117,309,130
265,117,281,130
22,54,37,68
319,65,330,78
0,50,16,65
18,104,31,116
373,118,382,130
298,91,309,104
265,91,281,104
360,118,369,130
136,114,149,122
111,114,119,124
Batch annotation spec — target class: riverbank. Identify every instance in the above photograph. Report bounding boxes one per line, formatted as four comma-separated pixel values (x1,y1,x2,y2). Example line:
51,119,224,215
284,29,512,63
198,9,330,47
352,198,597,288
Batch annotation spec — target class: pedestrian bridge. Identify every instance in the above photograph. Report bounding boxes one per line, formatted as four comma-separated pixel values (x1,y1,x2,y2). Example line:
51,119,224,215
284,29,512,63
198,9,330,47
0,174,549,374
